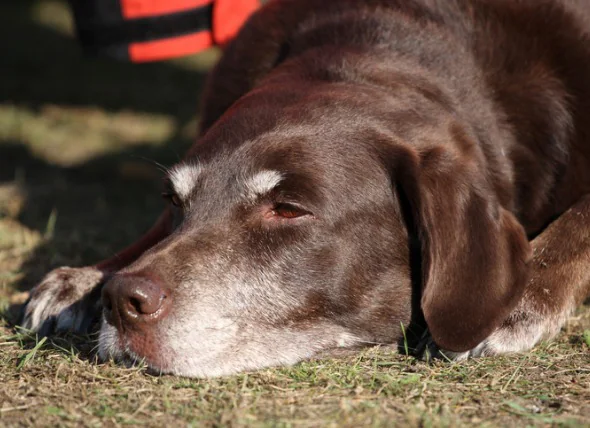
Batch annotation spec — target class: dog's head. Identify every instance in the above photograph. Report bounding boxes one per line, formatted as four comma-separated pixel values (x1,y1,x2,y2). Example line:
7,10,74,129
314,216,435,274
98,76,531,377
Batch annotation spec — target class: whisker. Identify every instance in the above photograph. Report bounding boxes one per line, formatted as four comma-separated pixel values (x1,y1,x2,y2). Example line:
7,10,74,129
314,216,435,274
130,155,172,175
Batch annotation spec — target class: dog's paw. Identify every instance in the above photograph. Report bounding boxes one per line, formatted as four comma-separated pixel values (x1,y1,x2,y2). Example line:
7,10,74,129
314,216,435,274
436,312,564,361
20,266,106,336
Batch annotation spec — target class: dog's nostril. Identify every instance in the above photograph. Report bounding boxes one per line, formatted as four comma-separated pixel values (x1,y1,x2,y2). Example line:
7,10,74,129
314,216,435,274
127,294,164,316
128,296,142,315
125,283,167,317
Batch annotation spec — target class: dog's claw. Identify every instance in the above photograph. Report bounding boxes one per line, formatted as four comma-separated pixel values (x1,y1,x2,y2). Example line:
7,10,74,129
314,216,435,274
20,266,106,336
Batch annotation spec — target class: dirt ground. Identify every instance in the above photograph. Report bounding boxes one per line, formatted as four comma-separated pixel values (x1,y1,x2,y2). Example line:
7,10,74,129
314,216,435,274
1,1,588,426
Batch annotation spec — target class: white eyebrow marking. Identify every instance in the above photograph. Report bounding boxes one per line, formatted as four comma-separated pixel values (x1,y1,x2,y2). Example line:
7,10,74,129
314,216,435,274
169,163,203,199
243,170,284,199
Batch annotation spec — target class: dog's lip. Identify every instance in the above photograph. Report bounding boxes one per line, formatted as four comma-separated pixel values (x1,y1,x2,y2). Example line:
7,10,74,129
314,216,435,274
108,326,171,370
114,348,171,375
102,305,124,332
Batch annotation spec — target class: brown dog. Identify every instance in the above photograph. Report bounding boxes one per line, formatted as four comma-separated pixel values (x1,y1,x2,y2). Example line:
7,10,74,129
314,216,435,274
21,0,590,377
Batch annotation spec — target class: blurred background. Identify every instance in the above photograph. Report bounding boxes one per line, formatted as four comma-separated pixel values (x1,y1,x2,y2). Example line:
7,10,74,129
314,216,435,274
0,0,220,307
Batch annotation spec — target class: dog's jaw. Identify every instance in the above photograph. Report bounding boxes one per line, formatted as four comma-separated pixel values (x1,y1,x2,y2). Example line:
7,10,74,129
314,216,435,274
98,317,361,377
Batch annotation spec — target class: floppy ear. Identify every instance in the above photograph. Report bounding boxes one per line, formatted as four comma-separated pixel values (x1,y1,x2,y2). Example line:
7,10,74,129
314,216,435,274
395,145,532,352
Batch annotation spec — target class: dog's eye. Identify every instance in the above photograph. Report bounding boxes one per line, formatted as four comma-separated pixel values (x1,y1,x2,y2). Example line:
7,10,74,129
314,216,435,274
269,203,311,219
162,192,181,207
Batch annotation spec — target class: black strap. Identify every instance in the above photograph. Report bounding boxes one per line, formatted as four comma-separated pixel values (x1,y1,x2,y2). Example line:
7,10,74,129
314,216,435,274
70,1,213,49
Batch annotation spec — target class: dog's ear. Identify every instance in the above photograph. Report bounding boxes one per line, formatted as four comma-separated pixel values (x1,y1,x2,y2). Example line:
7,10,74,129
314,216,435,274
393,145,532,352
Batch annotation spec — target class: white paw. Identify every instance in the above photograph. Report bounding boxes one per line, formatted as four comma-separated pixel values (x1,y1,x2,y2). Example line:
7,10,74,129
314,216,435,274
20,266,106,336
438,313,562,361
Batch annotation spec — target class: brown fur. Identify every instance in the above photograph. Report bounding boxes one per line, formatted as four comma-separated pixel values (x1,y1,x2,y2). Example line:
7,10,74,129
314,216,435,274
21,0,590,376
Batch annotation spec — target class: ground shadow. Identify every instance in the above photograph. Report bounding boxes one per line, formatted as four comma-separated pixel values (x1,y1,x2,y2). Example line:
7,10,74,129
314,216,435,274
0,0,213,296
1,0,212,118
1,140,184,292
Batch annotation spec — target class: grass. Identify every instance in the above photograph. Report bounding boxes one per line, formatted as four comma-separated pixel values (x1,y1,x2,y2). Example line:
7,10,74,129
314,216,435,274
0,1,589,426
0,330,589,426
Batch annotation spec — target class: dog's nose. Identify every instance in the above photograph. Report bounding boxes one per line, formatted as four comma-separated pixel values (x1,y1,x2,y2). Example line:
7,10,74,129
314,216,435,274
102,274,169,328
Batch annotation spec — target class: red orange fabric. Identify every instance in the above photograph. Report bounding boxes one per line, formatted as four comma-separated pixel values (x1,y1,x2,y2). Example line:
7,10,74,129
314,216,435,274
126,0,260,62
121,0,212,19
212,0,260,46
129,32,214,62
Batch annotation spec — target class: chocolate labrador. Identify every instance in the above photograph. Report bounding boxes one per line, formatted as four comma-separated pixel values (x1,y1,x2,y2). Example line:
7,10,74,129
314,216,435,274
21,0,590,377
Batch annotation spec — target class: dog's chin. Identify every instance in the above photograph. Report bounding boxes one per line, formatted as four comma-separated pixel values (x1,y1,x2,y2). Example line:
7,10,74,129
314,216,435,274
97,319,365,378
97,321,176,375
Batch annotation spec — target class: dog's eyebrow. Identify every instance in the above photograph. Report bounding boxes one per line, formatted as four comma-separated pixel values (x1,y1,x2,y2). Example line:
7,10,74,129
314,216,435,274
168,163,203,198
243,170,284,199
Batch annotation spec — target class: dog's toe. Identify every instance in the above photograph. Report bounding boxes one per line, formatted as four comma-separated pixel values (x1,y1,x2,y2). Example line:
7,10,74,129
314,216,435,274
20,266,105,335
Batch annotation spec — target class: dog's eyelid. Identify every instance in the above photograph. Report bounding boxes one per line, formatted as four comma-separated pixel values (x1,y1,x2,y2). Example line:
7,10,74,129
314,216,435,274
274,200,308,212
161,191,182,207
267,201,315,220
162,177,173,192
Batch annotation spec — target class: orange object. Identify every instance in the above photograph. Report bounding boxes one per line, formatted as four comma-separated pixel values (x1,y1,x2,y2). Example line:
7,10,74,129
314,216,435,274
129,32,213,63
70,0,262,62
212,0,260,46
120,0,212,19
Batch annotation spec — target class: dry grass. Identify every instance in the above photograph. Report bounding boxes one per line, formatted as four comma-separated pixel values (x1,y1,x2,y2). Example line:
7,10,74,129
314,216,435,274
1,1,589,426
0,322,589,427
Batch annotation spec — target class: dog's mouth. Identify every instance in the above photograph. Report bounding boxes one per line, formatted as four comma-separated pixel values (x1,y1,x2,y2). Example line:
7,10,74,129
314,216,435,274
110,348,169,375
101,342,177,377
97,319,172,374
97,307,371,378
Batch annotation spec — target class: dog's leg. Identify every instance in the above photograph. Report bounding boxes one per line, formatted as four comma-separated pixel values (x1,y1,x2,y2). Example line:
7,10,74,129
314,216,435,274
449,195,590,359
20,209,172,335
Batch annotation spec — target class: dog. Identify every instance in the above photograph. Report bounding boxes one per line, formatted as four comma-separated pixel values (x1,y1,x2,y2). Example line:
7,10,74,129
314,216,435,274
20,0,590,377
